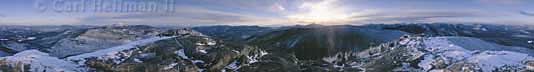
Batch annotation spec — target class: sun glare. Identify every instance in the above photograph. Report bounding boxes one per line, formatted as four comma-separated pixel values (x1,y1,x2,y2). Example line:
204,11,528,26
287,0,352,24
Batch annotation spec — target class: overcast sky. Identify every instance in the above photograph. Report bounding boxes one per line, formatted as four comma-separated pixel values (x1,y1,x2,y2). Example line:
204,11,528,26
0,0,534,26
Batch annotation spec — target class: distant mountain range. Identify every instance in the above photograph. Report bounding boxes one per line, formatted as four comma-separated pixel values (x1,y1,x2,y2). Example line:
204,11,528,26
0,23,534,72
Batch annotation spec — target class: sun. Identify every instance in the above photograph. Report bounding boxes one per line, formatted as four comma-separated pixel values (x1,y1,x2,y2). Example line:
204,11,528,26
287,0,352,24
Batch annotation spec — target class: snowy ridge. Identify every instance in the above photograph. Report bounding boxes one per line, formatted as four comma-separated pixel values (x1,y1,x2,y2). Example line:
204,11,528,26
66,36,176,65
0,50,84,72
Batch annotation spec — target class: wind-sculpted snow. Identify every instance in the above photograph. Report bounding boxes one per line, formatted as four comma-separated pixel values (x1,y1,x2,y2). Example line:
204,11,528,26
0,50,84,72
66,36,176,66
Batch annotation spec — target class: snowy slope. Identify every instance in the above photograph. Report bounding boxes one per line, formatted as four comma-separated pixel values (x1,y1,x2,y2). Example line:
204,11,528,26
66,36,175,65
418,37,534,72
0,50,84,72
360,36,534,72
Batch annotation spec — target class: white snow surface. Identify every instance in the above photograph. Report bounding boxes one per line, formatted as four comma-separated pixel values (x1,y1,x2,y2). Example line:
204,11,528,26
0,50,84,72
163,63,178,70
133,58,143,63
199,50,208,54
468,51,530,72
207,41,216,45
417,37,534,72
176,49,190,59
26,37,36,40
66,36,175,65
226,60,239,70
418,55,434,70
246,49,269,63
192,60,205,64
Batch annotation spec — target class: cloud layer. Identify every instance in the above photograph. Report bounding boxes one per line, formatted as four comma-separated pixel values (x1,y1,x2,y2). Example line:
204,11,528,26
520,11,534,16
0,0,533,26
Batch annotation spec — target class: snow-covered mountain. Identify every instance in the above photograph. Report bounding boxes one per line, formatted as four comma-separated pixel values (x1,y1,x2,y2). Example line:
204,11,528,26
0,25,90,57
48,25,163,58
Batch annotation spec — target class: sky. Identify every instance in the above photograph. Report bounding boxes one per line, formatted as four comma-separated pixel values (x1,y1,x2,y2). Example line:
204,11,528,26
0,0,534,26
